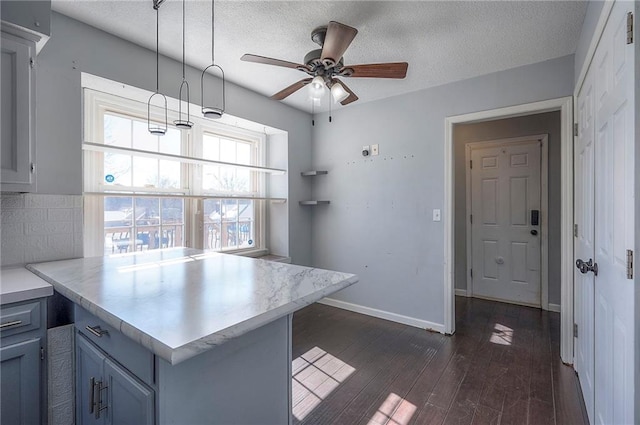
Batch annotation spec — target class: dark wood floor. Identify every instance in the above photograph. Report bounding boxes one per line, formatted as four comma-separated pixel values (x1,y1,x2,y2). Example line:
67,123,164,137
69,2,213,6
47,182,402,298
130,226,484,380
292,297,588,425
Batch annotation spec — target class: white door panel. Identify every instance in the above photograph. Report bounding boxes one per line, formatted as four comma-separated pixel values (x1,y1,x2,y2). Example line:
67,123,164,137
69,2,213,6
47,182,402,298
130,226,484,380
575,3,635,424
470,139,542,306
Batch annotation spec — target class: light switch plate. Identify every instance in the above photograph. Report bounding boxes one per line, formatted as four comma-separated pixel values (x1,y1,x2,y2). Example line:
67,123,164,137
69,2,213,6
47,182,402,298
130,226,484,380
433,209,441,221
371,144,379,156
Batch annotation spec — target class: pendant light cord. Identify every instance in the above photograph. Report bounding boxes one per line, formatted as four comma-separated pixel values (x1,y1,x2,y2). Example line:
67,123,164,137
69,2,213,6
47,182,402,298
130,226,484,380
182,0,186,79
211,0,215,64
156,6,160,92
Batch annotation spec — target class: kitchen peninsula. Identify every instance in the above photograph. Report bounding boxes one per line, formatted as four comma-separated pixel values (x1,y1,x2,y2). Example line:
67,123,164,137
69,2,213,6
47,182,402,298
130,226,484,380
27,248,358,424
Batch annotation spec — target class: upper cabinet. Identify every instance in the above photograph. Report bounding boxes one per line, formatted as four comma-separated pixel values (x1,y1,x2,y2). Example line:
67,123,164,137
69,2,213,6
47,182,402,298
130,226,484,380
1,31,36,192
0,1,51,192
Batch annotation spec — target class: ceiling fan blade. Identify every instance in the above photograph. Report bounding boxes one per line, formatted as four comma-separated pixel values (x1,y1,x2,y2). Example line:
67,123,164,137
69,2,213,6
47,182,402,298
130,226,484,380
333,78,359,105
342,62,408,79
271,78,313,100
321,21,358,66
241,54,306,70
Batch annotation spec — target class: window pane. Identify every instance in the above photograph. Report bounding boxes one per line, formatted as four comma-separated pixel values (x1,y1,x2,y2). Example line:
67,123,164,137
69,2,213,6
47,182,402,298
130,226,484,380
237,143,251,165
159,160,180,189
135,198,160,250
161,198,184,248
159,129,181,155
203,134,220,160
104,153,132,186
204,199,222,250
104,197,133,255
238,200,255,248
132,121,159,152
132,157,159,187
219,138,236,162
104,114,131,147
202,165,221,191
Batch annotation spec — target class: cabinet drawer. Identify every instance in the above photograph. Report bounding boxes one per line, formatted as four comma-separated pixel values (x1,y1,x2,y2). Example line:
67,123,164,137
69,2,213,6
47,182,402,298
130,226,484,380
74,306,153,386
0,301,41,338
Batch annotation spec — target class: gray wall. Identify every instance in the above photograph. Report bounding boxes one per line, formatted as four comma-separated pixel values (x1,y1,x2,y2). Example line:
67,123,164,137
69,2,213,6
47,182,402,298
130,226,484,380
310,55,574,327
453,112,562,306
574,1,604,82
635,1,640,419
33,12,313,265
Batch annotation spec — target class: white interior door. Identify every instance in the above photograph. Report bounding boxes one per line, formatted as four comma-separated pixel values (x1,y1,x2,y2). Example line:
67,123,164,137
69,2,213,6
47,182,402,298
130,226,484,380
470,139,542,306
575,3,635,424
575,62,596,424
592,3,635,424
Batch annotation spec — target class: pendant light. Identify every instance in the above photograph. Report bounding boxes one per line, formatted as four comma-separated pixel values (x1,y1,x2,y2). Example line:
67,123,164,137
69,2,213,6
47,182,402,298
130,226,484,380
174,0,193,129
201,0,225,119
148,1,168,136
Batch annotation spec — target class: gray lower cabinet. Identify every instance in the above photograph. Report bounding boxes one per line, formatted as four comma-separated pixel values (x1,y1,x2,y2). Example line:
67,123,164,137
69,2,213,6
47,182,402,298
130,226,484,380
0,338,41,425
76,333,154,425
0,299,47,425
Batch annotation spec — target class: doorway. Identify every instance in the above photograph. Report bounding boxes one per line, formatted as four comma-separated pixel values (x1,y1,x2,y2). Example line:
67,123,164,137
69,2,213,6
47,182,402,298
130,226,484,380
444,96,574,364
466,135,548,308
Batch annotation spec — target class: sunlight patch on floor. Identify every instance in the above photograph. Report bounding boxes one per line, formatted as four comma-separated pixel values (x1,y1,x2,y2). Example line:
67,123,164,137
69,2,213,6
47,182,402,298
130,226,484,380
367,392,417,425
489,323,513,345
292,346,356,421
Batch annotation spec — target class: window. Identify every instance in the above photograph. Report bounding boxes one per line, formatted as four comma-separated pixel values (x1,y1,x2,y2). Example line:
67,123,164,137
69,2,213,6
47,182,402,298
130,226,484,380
83,87,276,257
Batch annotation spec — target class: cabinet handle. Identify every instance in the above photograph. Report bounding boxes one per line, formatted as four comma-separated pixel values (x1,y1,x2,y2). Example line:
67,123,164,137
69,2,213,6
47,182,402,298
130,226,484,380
89,377,95,414
86,325,109,338
96,379,108,419
0,320,22,329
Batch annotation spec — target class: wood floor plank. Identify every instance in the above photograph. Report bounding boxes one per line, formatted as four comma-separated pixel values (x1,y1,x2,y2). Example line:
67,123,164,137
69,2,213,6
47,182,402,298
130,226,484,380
293,298,588,425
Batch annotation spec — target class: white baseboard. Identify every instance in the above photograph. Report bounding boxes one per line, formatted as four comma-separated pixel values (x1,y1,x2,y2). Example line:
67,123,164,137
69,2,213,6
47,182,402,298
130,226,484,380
318,297,445,334
455,289,468,297
548,303,561,313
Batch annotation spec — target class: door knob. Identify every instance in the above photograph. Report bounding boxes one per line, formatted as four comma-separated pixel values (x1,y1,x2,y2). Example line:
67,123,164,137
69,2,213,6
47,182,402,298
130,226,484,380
575,258,598,276
530,229,538,236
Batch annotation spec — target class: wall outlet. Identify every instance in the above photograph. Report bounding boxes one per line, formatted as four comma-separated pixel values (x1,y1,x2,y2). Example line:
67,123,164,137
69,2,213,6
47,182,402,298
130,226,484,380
362,145,370,157
371,144,379,156
433,209,441,221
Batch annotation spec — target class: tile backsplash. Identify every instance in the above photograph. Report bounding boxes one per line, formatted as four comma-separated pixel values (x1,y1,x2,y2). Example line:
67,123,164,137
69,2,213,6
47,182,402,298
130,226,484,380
1,194,83,267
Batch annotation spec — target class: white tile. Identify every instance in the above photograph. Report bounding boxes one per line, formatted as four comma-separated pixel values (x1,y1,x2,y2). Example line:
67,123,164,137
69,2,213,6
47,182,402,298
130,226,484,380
0,246,25,267
0,194,25,209
25,221,73,235
1,208,46,223
48,208,74,222
25,194,76,209
0,222,24,238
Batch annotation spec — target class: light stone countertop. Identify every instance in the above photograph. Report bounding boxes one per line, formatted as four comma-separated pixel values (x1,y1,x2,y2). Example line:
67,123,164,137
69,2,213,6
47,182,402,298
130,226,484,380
27,248,358,364
1,267,54,305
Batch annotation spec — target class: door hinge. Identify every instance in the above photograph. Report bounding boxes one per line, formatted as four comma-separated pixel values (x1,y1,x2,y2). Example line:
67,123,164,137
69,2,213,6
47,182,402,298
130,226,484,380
627,249,634,279
30,58,35,69
574,123,579,137
40,347,45,360
573,323,578,338
470,214,473,224
628,12,634,44
470,160,473,169
30,163,35,174
470,268,473,278
574,224,578,238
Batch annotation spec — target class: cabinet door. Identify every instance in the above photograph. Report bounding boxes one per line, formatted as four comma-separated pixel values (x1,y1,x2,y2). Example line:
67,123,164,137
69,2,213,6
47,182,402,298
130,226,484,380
1,32,35,192
0,338,41,425
104,358,154,425
76,333,106,425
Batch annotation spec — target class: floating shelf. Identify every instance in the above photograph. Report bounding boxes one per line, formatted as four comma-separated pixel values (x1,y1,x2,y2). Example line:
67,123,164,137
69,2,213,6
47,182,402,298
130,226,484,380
301,170,328,176
299,201,330,206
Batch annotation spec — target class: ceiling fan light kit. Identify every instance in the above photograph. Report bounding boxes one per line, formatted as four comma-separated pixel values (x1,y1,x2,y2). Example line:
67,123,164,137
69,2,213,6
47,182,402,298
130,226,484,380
240,20,408,109
147,1,168,136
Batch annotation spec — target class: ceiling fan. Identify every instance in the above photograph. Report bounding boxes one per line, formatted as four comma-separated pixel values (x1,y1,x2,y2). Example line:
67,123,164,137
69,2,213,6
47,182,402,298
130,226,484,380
241,21,408,106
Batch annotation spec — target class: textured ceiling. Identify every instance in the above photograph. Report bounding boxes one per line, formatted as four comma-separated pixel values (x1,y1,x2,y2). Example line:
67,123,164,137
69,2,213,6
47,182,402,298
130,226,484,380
51,1,587,113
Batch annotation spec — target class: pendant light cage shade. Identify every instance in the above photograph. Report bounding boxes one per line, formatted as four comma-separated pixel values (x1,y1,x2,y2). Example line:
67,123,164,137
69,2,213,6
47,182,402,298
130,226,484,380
148,1,168,136
174,80,194,128
148,92,168,135
201,64,225,119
